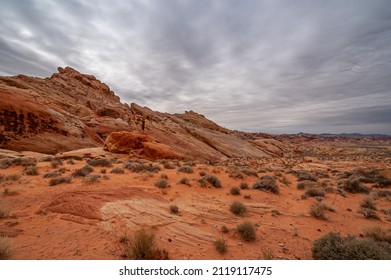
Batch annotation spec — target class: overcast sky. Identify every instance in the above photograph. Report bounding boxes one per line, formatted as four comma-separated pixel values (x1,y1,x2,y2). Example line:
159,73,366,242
1,0,391,134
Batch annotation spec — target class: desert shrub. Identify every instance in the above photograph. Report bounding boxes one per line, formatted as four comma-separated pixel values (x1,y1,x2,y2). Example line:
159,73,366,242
297,180,318,190
125,162,161,173
281,177,291,186
163,162,175,169
110,167,124,174
100,168,107,174
73,165,93,177
253,175,280,194
67,159,75,165
241,169,258,177
0,158,12,169
170,205,179,214
214,238,227,254
221,225,229,233
199,171,207,176
377,190,391,197
237,221,256,242
360,196,377,210
160,173,168,179
362,226,391,244
304,187,326,198
230,187,241,195
84,174,100,183
199,175,221,188
43,172,61,179
24,166,39,176
87,158,111,167
240,182,249,189
310,202,328,220
358,208,380,220
0,175,20,182
312,232,391,260
128,229,158,260
178,165,193,174
230,201,246,216
18,158,37,167
154,179,169,188
288,170,317,182
49,176,72,186
179,178,190,186
339,178,370,194
0,236,12,260
50,159,63,169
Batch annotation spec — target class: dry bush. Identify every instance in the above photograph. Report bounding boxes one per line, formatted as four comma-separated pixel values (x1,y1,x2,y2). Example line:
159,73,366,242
230,201,246,216
123,228,168,260
312,232,391,260
125,162,161,173
362,226,391,244
87,158,111,167
304,187,326,199
241,169,258,177
179,178,191,186
253,175,280,194
214,238,227,254
0,236,12,260
360,196,377,210
261,250,274,260
199,175,221,188
84,174,100,183
24,166,39,176
163,162,175,169
297,180,318,190
110,167,124,174
154,179,169,188
43,172,61,179
221,225,229,233
230,187,241,195
49,176,72,186
339,178,370,194
358,208,380,220
178,165,193,174
50,159,63,169
240,182,249,189
73,165,93,177
309,202,329,220
237,221,256,242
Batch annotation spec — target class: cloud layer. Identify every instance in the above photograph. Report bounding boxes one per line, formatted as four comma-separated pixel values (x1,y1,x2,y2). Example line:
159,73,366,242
1,0,391,134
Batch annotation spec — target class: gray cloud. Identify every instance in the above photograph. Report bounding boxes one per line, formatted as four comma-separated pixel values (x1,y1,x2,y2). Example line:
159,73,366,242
1,0,390,134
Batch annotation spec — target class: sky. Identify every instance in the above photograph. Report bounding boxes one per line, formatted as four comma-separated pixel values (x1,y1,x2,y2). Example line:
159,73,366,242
1,0,391,134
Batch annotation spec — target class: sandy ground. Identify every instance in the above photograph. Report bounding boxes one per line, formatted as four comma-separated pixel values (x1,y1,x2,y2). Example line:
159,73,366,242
1,155,390,260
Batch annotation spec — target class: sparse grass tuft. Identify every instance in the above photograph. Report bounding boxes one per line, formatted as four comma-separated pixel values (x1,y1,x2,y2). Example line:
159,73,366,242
237,221,256,242
50,159,63,169
84,174,100,183
261,250,274,260
214,238,227,254
128,229,159,260
163,162,175,169
297,180,318,190
230,201,246,216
